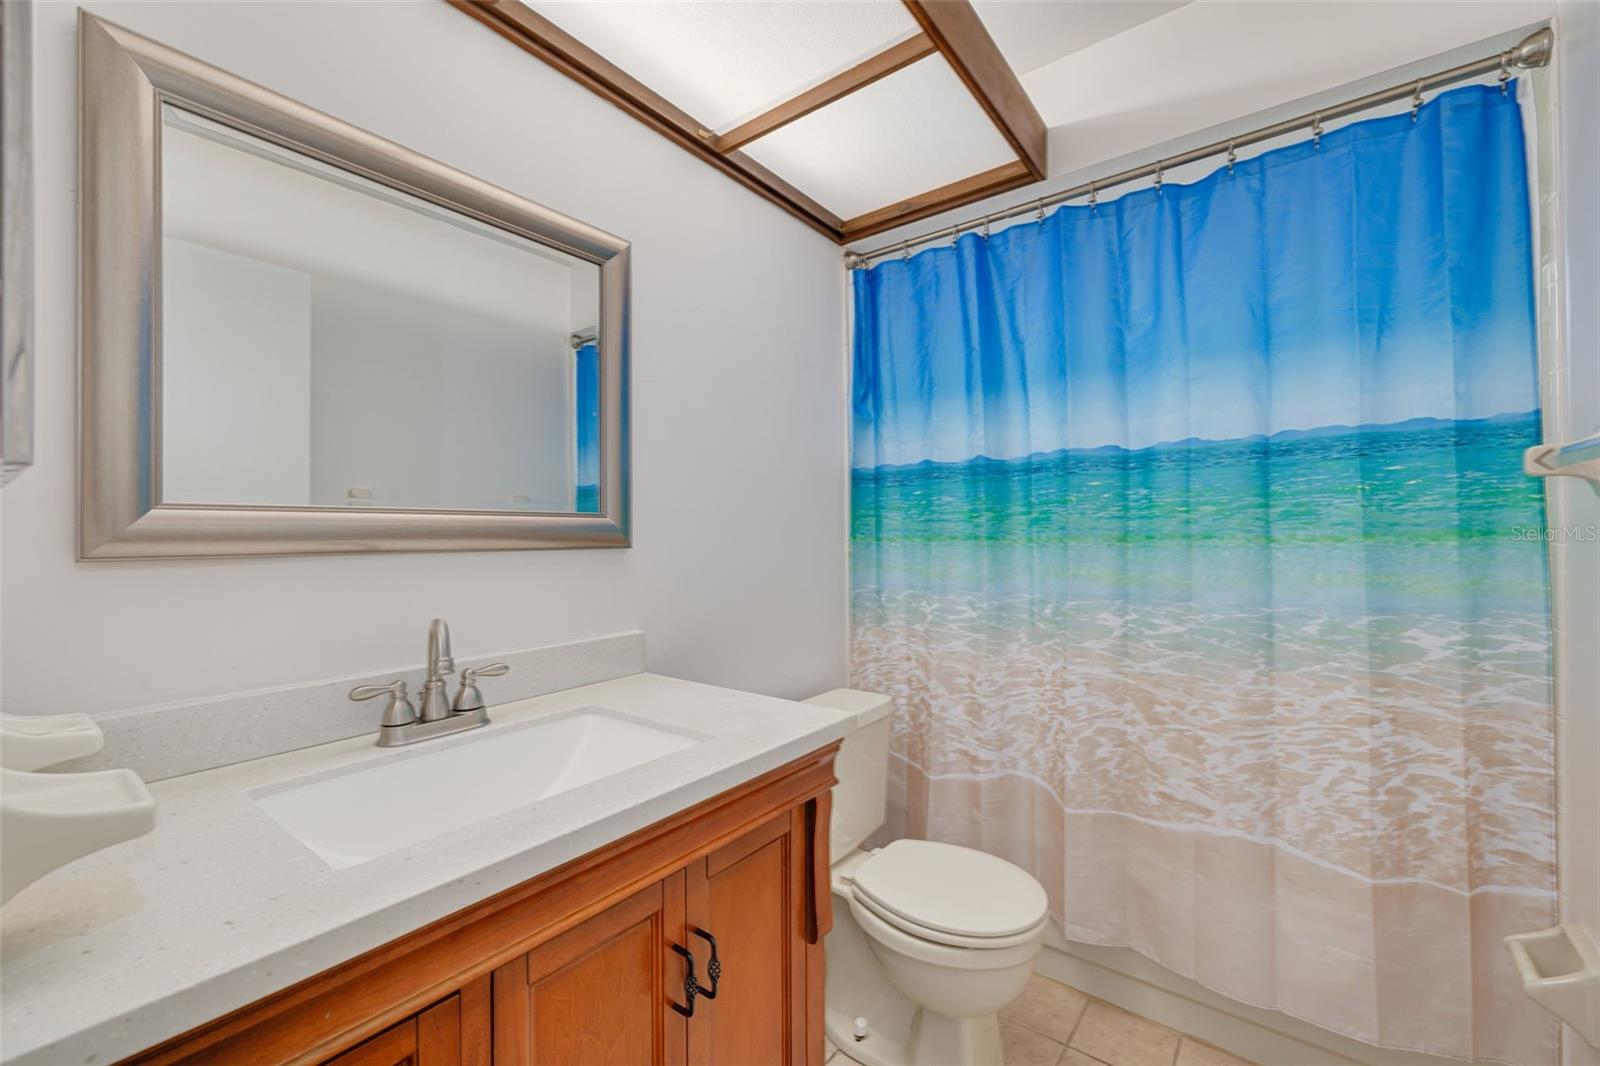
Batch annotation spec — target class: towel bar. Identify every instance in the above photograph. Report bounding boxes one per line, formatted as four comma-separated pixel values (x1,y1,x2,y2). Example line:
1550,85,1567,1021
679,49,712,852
1524,431,1600,488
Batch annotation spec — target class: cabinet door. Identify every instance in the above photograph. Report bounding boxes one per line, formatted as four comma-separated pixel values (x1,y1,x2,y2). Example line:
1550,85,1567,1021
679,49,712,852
492,876,689,1066
686,814,808,1066
324,991,472,1066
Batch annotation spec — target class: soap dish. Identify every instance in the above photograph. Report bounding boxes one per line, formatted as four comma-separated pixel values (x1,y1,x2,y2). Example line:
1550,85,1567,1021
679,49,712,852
1,766,157,904
0,711,105,770
1506,923,1600,1048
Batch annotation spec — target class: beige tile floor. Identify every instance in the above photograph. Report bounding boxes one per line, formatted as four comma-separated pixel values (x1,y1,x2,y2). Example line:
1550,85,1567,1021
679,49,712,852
825,973,1257,1066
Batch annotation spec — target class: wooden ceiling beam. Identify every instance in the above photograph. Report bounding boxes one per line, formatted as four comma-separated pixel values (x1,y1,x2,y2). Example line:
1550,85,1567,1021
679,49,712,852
449,0,845,241
713,33,938,154
900,0,1047,179
840,159,1035,242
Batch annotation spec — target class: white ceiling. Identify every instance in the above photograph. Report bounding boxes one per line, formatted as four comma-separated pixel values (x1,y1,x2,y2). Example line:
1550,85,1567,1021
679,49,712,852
975,0,1554,178
971,1,1189,75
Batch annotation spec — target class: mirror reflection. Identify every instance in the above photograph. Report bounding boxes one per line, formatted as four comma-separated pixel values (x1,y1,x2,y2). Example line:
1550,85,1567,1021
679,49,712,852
158,105,602,514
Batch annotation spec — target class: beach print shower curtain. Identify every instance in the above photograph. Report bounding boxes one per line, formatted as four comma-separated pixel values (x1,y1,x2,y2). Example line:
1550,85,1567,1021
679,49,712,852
575,341,601,513
850,83,1554,1064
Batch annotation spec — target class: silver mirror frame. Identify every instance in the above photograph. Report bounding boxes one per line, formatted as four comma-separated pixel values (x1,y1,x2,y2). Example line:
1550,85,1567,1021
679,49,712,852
2,0,34,487
78,12,631,559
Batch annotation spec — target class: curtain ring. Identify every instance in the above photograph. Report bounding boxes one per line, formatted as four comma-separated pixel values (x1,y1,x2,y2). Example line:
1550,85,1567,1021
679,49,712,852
1035,198,1046,222
950,224,961,247
901,241,910,261
1088,181,1098,210
1312,112,1323,149
1227,140,1237,174
982,215,992,239
1411,81,1424,123
1154,161,1163,193
1499,53,1512,95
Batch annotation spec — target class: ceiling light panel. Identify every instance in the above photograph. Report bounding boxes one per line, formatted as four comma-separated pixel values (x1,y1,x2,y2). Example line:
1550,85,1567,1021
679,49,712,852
524,0,922,132
740,56,1018,222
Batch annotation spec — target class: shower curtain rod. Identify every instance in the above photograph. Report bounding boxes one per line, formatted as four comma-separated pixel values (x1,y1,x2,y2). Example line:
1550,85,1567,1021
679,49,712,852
846,26,1554,268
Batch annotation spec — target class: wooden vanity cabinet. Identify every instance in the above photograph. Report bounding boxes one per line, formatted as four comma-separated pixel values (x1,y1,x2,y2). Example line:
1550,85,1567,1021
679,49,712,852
685,811,809,1066
123,744,837,1066
493,876,688,1066
490,802,824,1066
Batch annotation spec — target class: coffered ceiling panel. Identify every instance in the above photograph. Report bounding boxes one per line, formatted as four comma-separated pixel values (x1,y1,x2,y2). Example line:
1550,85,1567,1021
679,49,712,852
458,1,1552,246
740,56,1017,222
454,0,1048,241
524,0,922,132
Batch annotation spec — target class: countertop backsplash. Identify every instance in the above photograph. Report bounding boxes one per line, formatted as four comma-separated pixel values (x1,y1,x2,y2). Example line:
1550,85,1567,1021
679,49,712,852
48,631,646,782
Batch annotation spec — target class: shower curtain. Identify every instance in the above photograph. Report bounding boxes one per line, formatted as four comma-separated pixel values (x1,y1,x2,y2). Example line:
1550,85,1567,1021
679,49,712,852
850,83,1555,1064
575,341,600,513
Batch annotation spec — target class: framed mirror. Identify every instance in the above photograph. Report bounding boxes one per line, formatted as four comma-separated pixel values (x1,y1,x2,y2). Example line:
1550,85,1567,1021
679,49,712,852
2,0,33,487
78,13,629,559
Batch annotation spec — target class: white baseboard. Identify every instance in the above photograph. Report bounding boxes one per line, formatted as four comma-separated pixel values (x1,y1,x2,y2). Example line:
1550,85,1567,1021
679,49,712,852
1037,928,1469,1066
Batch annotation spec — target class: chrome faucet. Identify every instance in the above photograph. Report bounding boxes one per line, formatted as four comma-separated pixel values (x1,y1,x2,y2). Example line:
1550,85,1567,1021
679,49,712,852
348,618,510,747
418,618,456,723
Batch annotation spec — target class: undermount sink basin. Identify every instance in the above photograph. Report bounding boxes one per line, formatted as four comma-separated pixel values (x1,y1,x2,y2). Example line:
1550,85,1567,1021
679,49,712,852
253,707,703,868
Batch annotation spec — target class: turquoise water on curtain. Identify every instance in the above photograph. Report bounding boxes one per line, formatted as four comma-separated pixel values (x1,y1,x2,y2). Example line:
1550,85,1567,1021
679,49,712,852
575,342,600,513
852,413,1549,616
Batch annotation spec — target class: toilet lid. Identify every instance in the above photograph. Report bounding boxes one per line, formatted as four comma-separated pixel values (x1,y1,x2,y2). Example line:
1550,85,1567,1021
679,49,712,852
850,840,1048,940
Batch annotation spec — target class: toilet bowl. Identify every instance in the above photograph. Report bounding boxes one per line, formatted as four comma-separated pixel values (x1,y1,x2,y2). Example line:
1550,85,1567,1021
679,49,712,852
804,690,1049,1066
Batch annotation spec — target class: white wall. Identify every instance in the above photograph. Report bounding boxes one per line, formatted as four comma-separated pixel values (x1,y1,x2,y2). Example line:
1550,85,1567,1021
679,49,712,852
1551,4,1600,1064
161,239,312,506
1,0,847,714
308,274,572,511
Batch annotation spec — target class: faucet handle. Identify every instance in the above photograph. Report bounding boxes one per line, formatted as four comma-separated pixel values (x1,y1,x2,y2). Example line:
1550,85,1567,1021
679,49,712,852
350,680,418,728
453,663,510,713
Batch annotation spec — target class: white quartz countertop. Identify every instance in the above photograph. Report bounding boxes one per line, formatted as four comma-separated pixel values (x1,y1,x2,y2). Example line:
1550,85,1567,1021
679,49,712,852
0,673,852,1065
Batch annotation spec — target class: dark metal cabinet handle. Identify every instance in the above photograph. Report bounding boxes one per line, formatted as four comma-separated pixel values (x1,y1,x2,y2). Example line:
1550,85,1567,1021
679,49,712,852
693,928,720,999
670,942,698,1018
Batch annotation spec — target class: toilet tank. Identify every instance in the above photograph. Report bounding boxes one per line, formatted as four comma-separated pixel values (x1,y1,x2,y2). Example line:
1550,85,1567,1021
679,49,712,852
803,689,894,865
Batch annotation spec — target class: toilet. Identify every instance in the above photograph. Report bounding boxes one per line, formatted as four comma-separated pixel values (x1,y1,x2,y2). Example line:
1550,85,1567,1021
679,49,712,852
805,689,1049,1066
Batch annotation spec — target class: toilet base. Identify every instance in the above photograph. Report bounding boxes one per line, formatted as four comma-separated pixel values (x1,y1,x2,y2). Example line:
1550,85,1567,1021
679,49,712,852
826,1004,907,1066
906,1007,1003,1066
827,1003,1004,1066
823,891,919,1066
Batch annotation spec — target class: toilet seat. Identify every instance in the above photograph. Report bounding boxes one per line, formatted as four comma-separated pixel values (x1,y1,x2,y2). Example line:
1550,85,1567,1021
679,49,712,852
848,893,1046,972
850,840,1048,950
851,889,1048,949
